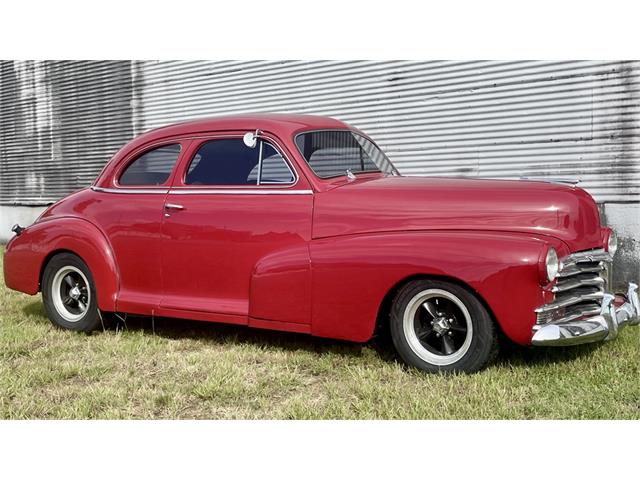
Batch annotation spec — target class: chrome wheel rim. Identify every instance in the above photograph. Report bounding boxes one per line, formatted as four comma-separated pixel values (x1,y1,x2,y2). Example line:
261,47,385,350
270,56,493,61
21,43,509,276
51,266,90,322
402,289,473,366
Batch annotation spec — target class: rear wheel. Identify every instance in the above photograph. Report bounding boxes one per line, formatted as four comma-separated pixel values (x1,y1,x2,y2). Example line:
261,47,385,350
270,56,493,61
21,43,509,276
42,253,102,332
389,279,498,373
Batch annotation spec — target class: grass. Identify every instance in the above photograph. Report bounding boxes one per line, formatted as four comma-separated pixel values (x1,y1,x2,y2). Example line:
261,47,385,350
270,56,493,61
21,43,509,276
1,247,638,419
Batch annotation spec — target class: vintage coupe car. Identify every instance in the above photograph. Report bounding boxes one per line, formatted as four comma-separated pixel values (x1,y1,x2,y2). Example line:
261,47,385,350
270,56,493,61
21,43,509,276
3,114,639,373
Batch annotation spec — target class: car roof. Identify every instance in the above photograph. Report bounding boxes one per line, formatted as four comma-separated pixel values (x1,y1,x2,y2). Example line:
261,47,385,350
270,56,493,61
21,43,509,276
94,114,360,188
140,113,351,141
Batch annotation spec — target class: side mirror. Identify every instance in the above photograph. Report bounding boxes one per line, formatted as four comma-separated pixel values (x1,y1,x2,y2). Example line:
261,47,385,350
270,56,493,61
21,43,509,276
243,129,262,148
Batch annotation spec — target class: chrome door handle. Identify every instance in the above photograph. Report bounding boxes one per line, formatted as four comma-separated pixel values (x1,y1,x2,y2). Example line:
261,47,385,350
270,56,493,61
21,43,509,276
164,203,184,210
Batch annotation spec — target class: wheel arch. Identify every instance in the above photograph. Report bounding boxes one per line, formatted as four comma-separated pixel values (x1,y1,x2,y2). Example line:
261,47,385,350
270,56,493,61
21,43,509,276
39,248,78,290
374,273,502,340
30,217,120,312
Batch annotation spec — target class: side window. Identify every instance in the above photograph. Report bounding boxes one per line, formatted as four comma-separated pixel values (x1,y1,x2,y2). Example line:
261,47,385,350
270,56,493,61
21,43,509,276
185,139,294,186
247,143,295,184
119,144,181,186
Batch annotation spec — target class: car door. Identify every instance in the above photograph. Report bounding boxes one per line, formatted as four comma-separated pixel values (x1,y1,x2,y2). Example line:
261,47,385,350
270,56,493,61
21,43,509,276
159,132,313,326
92,141,186,315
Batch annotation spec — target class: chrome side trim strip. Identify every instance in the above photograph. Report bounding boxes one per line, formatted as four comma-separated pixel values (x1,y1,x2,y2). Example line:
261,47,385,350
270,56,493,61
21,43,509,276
520,176,580,186
170,189,313,195
91,186,313,195
91,186,169,194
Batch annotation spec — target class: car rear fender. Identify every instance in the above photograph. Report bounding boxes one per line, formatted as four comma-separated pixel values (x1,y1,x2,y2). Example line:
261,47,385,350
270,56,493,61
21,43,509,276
3,216,119,311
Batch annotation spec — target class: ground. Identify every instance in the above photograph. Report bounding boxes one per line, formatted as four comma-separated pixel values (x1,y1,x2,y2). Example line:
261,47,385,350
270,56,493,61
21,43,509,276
1,247,638,419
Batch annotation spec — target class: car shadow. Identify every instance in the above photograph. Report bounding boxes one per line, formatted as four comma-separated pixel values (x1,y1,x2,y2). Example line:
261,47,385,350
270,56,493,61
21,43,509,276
20,299,603,369
22,300,47,319
494,337,603,368
21,299,390,360
123,314,398,362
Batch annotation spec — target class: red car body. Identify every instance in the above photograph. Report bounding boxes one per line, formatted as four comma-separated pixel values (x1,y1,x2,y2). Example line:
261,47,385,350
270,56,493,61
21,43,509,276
3,114,636,349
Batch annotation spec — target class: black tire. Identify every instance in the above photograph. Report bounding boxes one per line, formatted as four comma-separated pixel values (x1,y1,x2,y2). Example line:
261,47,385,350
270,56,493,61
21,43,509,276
389,279,498,373
41,252,102,332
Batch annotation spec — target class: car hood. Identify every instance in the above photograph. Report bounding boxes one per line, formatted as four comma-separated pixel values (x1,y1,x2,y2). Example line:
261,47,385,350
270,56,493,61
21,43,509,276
312,176,603,252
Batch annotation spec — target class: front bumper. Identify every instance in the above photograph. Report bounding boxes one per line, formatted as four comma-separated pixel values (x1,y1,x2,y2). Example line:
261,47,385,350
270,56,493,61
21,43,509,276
532,282,639,346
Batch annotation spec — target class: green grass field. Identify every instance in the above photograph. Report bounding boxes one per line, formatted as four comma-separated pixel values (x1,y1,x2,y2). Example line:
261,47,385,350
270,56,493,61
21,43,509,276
1,246,638,419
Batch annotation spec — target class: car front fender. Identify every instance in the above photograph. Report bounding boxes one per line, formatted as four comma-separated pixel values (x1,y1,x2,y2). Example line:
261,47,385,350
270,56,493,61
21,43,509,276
309,230,568,345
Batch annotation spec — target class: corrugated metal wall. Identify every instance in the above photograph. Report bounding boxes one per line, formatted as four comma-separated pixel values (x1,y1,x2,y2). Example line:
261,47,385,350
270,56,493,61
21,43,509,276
1,60,638,205
0,60,137,204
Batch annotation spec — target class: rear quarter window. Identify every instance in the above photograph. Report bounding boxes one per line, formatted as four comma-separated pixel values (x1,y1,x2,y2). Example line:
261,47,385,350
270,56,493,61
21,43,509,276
119,144,181,186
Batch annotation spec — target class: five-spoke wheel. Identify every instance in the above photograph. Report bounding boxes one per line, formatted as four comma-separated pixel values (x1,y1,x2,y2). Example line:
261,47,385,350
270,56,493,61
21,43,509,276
403,289,473,366
390,279,498,373
42,253,102,331
51,266,91,322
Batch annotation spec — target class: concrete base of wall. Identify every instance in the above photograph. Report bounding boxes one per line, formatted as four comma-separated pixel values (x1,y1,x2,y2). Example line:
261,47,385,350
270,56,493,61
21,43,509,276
0,205,47,243
1,202,638,291
600,203,640,292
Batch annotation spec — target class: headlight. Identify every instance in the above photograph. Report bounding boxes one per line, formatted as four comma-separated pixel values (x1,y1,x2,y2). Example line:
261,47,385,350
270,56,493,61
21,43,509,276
607,229,618,256
545,247,559,282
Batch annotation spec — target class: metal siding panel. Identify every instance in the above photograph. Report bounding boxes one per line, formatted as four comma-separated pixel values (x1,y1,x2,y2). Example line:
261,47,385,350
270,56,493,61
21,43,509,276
0,60,638,204
138,60,640,203
0,60,136,204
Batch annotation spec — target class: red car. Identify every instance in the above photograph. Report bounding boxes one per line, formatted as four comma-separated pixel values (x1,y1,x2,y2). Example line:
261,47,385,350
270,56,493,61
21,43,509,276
3,114,639,373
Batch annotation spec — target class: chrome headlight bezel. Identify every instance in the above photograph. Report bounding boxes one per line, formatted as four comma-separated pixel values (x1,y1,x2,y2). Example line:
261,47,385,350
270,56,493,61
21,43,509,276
545,247,559,282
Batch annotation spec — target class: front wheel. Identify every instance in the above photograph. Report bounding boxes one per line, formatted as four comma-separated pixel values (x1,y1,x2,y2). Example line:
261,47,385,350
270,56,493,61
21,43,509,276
42,253,102,332
389,279,498,373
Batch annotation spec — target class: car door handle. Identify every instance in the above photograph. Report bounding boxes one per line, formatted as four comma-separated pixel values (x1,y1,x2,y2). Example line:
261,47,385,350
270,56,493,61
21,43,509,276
164,203,185,211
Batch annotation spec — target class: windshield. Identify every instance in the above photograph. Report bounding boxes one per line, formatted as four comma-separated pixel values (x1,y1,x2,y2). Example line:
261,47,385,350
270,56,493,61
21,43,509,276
295,130,398,179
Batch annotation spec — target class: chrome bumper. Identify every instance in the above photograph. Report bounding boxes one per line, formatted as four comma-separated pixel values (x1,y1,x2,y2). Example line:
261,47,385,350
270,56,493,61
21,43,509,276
531,283,639,346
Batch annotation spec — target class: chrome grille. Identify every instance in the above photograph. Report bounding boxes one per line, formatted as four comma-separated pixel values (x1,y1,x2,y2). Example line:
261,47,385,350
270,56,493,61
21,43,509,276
536,249,611,325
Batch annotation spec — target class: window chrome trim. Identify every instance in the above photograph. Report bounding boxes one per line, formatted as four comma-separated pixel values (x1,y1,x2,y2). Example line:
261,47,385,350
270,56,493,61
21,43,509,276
170,189,313,195
91,186,312,195
256,136,297,185
256,140,264,186
182,133,299,189
91,186,169,194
